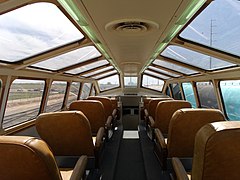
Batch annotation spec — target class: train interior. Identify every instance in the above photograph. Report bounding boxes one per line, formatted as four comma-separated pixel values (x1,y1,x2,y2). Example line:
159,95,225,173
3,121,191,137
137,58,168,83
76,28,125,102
0,0,240,179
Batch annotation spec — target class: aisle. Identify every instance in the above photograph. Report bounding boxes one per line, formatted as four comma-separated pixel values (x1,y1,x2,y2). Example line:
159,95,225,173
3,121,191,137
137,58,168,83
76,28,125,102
114,113,147,180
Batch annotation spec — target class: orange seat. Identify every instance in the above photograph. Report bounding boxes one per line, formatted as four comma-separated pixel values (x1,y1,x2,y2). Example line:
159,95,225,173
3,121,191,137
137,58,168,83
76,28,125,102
149,100,191,137
88,96,116,118
69,100,110,136
172,121,240,180
36,111,104,168
155,108,225,169
0,136,87,180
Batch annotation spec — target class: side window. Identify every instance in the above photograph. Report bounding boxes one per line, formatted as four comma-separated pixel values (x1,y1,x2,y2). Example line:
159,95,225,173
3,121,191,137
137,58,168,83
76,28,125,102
67,82,80,106
46,81,67,112
182,82,197,108
220,80,240,120
196,81,218,109
3,79,45,129
98,75,120,91
170,83,182,100
142,75,164,91
80,83,91,99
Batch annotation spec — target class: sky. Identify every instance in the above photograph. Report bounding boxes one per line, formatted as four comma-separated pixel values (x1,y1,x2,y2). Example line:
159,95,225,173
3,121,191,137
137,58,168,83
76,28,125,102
0,0,239,86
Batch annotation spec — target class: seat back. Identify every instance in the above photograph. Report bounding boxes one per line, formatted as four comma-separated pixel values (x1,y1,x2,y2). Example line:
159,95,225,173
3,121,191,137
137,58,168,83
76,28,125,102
167,108,225,157
88,96,113,117
36,111,95,156
155,100,191,134
192,121,240,180
69,100,106,134
0,136,61,180
148,98,172,119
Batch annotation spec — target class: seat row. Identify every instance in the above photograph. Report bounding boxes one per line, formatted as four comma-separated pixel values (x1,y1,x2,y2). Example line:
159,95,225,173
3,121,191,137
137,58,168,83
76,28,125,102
0,96,120,180
143,97,240,179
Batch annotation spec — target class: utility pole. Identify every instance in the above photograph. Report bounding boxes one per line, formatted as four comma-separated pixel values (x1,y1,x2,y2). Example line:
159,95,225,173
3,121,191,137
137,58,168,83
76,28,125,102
209,19,216,69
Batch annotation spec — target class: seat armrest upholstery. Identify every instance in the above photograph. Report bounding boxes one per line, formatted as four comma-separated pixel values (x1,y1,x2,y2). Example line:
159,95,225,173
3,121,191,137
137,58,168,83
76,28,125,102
105,116,112,129
149,116,155,128
172,157,189,180
95,127,105,148
155,128,167,149
144,109,149,117
70,156,88,180
112,109,117,118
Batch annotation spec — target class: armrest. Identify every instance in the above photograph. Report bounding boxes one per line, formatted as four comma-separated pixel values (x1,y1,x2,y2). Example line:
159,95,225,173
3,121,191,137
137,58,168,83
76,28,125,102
172,157,189,180
149,116,155,128
112,109,117,118
155,128,167,149
95,127,105,148
144,109,149,117
70,155,88,180
105,116,113,129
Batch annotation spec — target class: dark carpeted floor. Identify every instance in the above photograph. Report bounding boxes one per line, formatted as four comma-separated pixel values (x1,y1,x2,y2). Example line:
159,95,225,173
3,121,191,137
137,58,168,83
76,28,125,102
114,139,146,180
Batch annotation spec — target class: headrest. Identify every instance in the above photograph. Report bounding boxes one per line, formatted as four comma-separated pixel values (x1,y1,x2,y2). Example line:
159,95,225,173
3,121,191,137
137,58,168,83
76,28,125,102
155,100,192,134
167,108,225,157
0,136,61,180
36,111,94,156
192,121,240,180
69,100,106,133
148,98,173,118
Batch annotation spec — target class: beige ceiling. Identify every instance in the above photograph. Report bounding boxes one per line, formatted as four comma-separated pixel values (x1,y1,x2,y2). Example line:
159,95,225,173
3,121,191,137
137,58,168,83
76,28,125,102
77,0,188,75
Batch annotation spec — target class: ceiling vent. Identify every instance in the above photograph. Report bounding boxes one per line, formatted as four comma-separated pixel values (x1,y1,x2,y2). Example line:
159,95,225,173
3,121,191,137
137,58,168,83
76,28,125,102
105,19,159,36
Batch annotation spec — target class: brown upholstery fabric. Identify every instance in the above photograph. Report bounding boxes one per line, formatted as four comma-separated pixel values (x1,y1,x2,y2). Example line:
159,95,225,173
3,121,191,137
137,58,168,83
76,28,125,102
154,100,191,135
88,96,114,118
192,121,240,180
69,100,106,134
0,136,61,180
148,98,173,120
36,111,95,156
167,108,225,157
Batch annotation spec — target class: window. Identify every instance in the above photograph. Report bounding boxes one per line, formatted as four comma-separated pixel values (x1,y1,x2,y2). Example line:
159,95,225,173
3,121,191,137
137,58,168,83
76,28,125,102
82,66,114,77
98,75,120,91
144,70,170,80
220,80,240,120
3,79,45,128
0,3,84,62
93,70,118,80
196,81,218,109
66,60,109,75
80,83,91,99
180,0,240,57
142,75,164,91
32,46,101,71
148,66,180,77
161,46,235,70
67,82,80,106
170,83,182,100
153,59,198,75
46,81,67,112
182,82,197,108
124,77,138,87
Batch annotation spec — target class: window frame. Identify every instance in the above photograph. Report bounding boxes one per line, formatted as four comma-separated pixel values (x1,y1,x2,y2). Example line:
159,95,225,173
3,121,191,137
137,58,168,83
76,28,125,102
141,74,165,92
97,74,121,92
3,78,46,129
219,79,240,120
